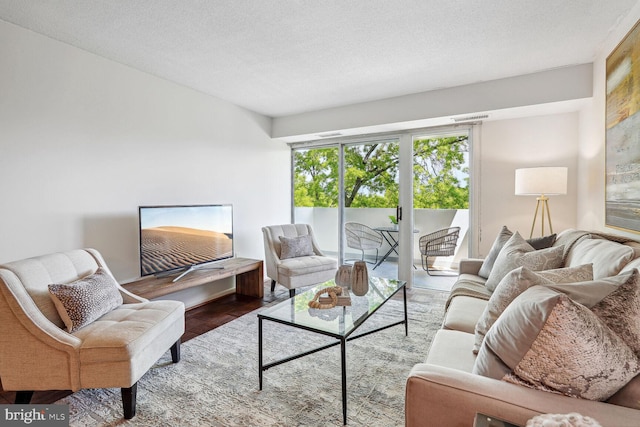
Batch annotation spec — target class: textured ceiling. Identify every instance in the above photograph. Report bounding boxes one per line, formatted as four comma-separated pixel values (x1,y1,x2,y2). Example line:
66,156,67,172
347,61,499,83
0,1,637,117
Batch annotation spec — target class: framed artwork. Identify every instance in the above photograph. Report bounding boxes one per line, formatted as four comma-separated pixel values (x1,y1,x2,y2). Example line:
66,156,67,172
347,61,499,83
606,18,640,233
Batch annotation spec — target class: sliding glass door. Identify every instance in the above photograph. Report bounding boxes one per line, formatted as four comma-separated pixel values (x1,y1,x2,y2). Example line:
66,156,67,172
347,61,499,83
291,126,473,289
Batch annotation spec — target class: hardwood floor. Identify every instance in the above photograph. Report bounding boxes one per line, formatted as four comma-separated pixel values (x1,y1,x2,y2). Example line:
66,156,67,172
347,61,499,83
0,280,443,406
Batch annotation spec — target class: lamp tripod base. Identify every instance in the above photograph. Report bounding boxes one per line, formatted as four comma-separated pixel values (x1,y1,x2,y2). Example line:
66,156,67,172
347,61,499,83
529,195,553,239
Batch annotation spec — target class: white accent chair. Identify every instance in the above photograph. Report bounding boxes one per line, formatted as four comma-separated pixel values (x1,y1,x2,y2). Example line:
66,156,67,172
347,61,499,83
0,249,185,419
262,224,337,297
345,222,384,264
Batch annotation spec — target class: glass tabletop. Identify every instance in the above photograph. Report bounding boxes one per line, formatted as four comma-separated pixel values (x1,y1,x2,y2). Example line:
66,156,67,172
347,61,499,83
258,276,406,338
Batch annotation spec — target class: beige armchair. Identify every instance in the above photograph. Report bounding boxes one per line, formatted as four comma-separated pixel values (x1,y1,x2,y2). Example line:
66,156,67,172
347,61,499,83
0,249,185,419
262,224,337,297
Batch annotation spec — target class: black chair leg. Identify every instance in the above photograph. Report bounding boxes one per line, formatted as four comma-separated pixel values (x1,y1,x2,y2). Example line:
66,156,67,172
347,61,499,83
270,279,276,292
122,383,137,420
289,289,295,298
171,339,181,363
15,391,33,404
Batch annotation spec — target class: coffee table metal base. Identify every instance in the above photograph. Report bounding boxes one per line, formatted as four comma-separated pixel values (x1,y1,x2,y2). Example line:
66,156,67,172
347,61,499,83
258,286,408,425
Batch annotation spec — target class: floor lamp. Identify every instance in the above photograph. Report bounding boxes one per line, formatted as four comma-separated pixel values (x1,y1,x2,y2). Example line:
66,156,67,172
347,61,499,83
515,167,567,238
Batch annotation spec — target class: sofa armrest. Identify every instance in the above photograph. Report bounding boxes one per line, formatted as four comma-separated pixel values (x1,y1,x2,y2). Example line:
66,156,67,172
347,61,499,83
458,258,484,275
406,364,639,427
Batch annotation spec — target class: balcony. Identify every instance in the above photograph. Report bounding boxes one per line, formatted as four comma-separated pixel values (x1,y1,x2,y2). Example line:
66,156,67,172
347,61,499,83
295,207,468,291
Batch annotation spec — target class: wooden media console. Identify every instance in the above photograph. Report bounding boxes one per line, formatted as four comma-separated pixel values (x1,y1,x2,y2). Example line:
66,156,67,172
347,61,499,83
122,257,264,306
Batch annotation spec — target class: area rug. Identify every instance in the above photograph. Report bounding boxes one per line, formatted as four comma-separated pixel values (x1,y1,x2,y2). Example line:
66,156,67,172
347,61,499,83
57,289,447,426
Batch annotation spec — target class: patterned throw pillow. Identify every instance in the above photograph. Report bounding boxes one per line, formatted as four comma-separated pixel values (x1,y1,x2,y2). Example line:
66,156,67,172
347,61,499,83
478,226,556,279
472,264,593,354
477,286,640,401
484,232,564,292
591,268,640,357
279,235,314,259
48,267,123,333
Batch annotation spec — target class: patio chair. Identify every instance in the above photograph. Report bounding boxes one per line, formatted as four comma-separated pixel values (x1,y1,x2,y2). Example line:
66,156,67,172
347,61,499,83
345,222,384,265
419,227,460,275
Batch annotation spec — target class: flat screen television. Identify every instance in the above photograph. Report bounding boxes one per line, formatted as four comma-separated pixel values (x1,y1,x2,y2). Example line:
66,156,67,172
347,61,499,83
138,204,234,280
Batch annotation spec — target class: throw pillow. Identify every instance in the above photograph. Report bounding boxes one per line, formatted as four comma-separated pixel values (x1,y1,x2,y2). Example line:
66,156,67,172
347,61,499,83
591,268,640,357
279,235,314,259
48,267,124,333
472,263,593,354
478,286,640,401
484,232,564,292
565,238,635,279
478,226,513,278
526,233,557,250
478,226,556,279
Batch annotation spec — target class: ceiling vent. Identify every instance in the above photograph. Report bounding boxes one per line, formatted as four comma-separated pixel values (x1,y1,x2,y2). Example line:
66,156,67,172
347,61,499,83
452,114,489,123
317,132,343,138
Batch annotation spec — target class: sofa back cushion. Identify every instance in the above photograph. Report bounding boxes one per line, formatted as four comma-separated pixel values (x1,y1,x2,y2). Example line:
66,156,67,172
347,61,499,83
0,250,101,328
566,238,635,279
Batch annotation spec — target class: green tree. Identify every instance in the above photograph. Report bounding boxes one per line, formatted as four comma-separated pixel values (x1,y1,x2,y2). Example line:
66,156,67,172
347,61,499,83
293,135,468,209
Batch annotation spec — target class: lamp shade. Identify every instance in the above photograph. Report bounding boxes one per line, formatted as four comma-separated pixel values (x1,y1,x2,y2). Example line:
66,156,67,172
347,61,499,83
515,167,567,196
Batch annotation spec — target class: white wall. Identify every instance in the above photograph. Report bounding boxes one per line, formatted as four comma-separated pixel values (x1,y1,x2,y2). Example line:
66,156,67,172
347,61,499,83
577,2,640,238
0,21,291,288
478,113,579,255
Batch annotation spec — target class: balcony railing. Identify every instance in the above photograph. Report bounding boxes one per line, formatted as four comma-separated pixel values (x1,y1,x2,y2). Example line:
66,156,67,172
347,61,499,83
294,207,469,273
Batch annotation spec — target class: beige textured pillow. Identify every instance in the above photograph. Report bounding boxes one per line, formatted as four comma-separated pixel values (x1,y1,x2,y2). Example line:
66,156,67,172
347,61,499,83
591,268,640,357
565,238,635,279
48,267,123,333
279,235,314,259
472,264,593,354
485,232,564,292
478,286,640,401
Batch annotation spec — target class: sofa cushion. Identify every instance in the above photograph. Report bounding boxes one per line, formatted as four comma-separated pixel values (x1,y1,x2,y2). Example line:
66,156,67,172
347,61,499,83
591,269,640,357
473,264,593,353
607,373,640,410
566,238,635,279
279,235,314,259
442,296,487,334
478,286,640,401
485,232,564,292
425,329,477,373
48,268,123,333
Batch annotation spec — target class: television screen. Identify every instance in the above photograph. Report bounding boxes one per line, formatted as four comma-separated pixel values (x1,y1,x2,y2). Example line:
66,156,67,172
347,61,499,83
138,204,233,277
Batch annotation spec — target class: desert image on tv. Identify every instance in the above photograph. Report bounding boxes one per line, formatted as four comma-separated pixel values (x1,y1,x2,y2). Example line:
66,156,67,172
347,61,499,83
140,226,233,276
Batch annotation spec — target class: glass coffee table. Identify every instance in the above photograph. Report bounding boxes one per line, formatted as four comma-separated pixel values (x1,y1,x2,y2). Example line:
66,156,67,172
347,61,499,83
258,276,407,425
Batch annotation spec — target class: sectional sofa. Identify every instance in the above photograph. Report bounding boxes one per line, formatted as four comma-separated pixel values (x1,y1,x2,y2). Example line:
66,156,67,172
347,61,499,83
405,228,640,427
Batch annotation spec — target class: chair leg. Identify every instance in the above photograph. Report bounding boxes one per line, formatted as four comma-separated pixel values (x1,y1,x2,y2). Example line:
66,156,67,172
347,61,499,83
170,339,181,363
270,279,276,292
289,289,295,298
15,391,33,404
122,383,138,420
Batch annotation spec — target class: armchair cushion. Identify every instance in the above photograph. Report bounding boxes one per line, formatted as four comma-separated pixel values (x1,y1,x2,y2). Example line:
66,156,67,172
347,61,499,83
48,267,123,333
279,235,314,259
